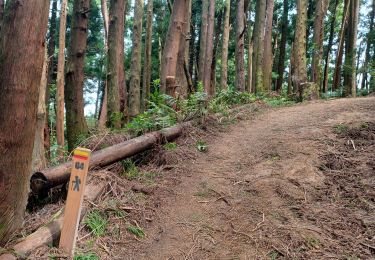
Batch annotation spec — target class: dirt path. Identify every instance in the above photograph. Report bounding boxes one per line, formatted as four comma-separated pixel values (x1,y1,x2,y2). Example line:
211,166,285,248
114,97,374,260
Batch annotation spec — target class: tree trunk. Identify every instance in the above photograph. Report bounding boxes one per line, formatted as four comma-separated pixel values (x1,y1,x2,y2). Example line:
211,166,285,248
322,0,339,93
0,0,49,244
311,0,328,91
361,0,375,91
65,0,90,151
220,0,231,90
142,0,153,110
275,0,288,93
198,0,209,83
262,0,275,92
292,0,308,100
235,0,246,92
98,0,110,128
45,0,58,158
33,50,49,172
0,0,3,34
107,0,126,127
56,0,68,157
252,0,266,93
343,0,359,97
333,0,350,91
160,0,187,97
129,0,144,118
203,0,215,97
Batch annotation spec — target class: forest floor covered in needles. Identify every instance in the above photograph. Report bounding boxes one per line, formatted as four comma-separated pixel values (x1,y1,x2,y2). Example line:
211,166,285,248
26,97,375,259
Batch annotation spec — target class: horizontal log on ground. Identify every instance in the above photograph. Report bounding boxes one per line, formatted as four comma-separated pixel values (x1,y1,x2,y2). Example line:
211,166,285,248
0,182,107,260
31,122,192,194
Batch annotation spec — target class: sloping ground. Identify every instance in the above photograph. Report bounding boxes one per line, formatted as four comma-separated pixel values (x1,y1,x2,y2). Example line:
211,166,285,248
28,97,375,259
119,97,374,260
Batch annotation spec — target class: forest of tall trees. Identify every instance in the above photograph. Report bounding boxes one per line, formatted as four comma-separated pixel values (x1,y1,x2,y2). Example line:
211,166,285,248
0,0,374,247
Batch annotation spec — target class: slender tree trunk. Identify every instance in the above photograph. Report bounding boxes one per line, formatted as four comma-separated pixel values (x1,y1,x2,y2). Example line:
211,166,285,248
98,0,110,129
252,0,266,93
129,0,144,118
189,14,196,84
0,0,49,244
161,0,188,96
322,0,339,93
333,0,350,91
65,0,90,151
311,0,328,91
45,0,58,158
235,0,246,92
220,0,231,90
202,0,215,97
292,0,308,100
288,43,294,95
210,10,223,93
247,41,253,93
107,0,126,127
142,0,153,110
198,0,209,82
275,0,288,93
343,0,359,97
33,50,49,172
0,0,3,34
56,0,68,156
361,0,375,91
263,0,275,92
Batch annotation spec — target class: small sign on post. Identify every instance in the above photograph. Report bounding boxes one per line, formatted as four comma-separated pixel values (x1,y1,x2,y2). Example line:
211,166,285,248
59,147,91,257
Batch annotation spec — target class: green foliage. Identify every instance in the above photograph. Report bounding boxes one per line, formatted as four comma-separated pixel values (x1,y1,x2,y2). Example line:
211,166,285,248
196,141,207,152
125,91,177,135
127,225,145,238
164,142,178,150
263,96,295,107
84,210,108,237
209,89,256,113
121,159,140,180
333,123,349,134
74,252,99,260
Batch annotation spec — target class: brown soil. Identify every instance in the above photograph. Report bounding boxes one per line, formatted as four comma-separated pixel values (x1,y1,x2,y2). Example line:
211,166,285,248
28,97,375,259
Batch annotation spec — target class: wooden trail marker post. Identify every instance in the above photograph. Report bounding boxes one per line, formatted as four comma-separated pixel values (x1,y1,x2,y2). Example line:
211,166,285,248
59,148,91,257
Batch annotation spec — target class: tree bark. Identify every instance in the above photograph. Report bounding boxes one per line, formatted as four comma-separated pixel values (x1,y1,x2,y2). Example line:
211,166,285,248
322,0,339,93
142,0,153,110
129,0,144,118
311,0,328,91
0,0,4,34
32,50,49,173
220,0,231,90
333,0,350,91
263,0,275,92
361,0,375,91
275,0,288,93
56,0,68,156
65,0,90,151
198,0,209,82
203,0,215,97
343,0,359,97
107,0,126,127
160,0,187,97
235,0,246,92
252,0,266,93
98,0,110,129
292,0,308,100
0,0,49,244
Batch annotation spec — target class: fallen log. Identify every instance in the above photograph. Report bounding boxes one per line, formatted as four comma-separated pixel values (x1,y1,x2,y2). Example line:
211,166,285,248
31,102,262,195
31,122,191,194
0,182,107,260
